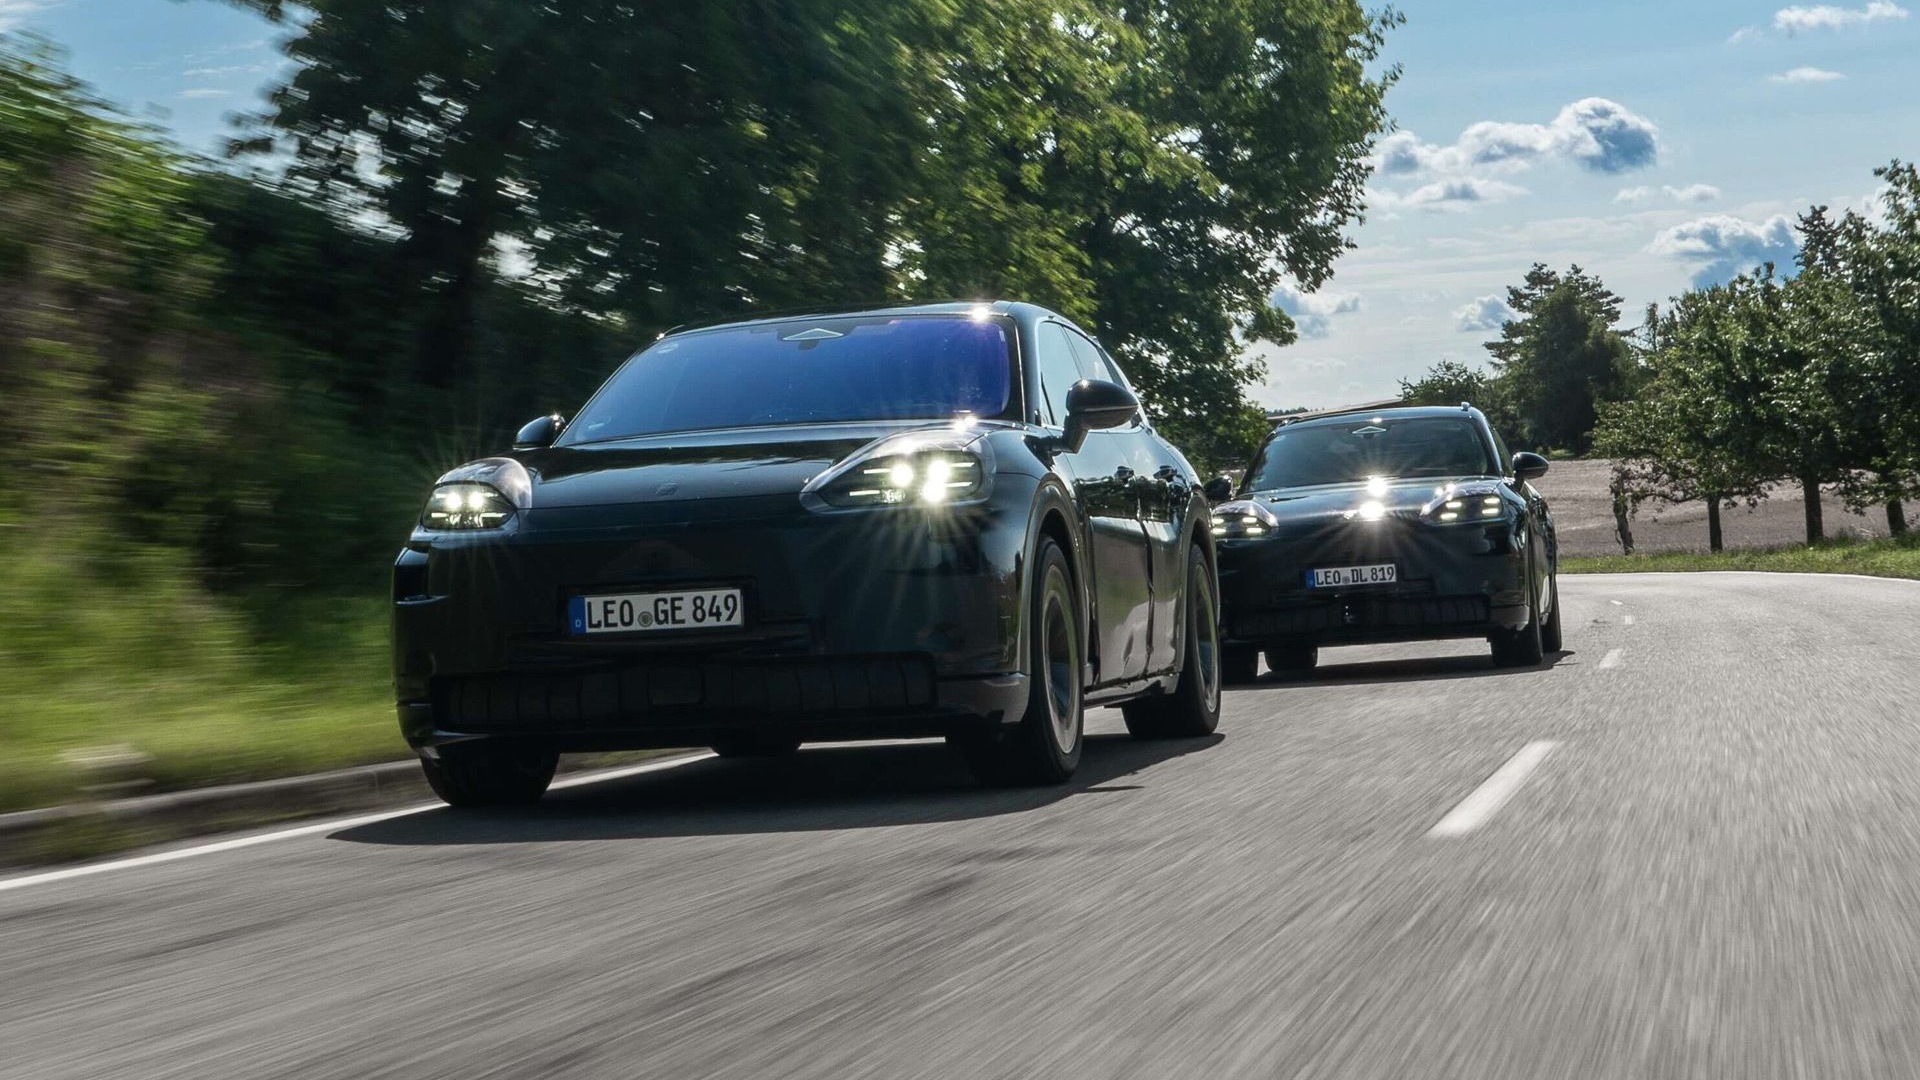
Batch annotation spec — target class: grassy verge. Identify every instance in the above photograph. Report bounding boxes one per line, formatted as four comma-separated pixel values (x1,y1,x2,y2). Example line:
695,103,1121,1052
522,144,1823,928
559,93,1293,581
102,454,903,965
0,540,400,815
1563,534,1920,580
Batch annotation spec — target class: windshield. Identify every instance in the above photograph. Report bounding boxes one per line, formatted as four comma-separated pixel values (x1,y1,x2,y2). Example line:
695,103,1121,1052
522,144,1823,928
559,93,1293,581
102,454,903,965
1246,416,1498,490
560,314,1014,444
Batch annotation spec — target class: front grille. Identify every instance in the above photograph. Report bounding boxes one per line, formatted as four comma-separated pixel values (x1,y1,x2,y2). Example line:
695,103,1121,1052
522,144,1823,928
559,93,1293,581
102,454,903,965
436,655,937,728
1232,596,1489,639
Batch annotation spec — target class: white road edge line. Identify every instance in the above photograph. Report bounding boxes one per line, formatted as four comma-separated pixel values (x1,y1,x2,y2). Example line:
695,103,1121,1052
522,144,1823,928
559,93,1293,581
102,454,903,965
0,752,715,896
1598,648,1624,669
1428,741,1559,839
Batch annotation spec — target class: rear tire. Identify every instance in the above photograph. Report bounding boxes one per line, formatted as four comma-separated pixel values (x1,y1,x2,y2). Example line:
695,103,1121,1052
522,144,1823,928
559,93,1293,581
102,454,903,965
1539,570,1563,653
710,735,803,759
1123,547,1223,739
419,742,559,808
955,537,1083,786
1263,645,1318,679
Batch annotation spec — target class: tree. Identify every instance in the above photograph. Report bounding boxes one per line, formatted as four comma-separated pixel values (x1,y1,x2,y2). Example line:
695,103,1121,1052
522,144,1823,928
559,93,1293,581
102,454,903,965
217,0,1400,465
1591,291,1770,553
1482,264,1634,453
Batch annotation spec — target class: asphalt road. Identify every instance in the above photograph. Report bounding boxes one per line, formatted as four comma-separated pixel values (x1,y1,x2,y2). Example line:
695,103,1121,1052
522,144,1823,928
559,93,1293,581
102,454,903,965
7,573,1920,1080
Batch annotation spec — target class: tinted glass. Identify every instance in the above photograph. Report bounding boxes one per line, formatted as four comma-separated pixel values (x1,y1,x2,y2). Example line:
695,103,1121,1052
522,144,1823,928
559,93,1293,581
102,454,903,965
561,315,1014,443
1065,329,1119,385
1246,417,1498,489
1035,324,1085,427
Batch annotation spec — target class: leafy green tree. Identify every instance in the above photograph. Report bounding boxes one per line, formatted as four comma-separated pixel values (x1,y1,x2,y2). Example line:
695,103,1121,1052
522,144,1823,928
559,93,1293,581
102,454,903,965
1591,296,1770,552
1483,264,1634,453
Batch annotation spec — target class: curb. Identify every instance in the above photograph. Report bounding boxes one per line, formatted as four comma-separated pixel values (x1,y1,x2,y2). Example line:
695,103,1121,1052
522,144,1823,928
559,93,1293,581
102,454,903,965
0,753,676,868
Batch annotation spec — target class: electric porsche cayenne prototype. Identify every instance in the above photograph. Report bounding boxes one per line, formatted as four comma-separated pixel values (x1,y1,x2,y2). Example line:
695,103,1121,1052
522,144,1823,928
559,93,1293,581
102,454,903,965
1207,404,1561,682
393,301,1222,806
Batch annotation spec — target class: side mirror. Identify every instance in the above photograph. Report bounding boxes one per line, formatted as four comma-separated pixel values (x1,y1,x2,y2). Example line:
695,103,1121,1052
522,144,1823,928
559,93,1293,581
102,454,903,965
1061,379,1138,453
1512,451,1549,482
1203,476,1235,502
514,413,567,450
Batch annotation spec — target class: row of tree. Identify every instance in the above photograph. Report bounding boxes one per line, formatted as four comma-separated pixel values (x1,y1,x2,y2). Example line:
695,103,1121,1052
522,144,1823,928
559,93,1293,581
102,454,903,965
1401,162,1920,551
2,3,1397,600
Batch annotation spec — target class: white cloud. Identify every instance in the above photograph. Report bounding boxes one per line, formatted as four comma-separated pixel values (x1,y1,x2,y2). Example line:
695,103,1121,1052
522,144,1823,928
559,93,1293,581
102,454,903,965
182,63,272,78
1770,66,1847,82
1648,214,1802,286
1773,2,1908,32
1455,295,1519,333
1616,184,1722,204
1728,25,1765,42
1270,282,1363,340
1373,98,1660,181
0,0,50,31
178,88,233,100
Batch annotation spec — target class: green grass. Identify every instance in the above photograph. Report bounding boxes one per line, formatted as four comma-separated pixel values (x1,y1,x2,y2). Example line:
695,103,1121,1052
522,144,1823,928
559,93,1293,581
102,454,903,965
1563,534,1920,580
0,539,400,815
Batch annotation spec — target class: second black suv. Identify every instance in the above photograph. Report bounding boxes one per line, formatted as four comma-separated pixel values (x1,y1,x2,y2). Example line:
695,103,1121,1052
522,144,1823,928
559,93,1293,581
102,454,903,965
1207,404,1559,681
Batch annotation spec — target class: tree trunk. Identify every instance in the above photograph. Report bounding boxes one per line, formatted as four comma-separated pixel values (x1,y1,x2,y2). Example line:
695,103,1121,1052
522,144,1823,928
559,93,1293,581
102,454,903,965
1802,476,1825,545
1706,495,1723,554
1890,499,1909,538
1612,489,1634,555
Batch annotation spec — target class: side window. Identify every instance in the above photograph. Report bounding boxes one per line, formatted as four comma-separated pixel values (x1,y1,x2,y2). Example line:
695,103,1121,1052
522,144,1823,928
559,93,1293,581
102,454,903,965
1065,329,1140,427
1064,329,1121,385
1489,426,1512,475
1034,323,1084,428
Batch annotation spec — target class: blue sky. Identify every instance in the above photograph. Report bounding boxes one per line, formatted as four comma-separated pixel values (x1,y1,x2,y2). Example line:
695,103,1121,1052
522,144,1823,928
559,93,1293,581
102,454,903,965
6,0,1917,408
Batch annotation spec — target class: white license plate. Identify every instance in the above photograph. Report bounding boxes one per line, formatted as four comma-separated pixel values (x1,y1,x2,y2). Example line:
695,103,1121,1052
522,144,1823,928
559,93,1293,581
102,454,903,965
568,588,744,635
1306,564,1397,589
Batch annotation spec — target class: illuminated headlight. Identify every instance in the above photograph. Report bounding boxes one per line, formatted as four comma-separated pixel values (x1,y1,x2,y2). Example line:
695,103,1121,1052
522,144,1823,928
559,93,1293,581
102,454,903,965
421,483,515,530
1431,492,1507,524
816,450,986,509
1211,500,1279,539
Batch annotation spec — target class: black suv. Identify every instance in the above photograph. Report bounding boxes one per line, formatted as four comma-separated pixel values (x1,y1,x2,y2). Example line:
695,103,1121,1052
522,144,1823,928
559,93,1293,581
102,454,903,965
1207,404,1559,681
393,301,1222,805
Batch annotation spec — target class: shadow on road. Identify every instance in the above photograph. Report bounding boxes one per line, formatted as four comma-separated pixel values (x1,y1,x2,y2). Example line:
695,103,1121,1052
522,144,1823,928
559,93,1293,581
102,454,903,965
1227,649,1573,691
330,732,1221,847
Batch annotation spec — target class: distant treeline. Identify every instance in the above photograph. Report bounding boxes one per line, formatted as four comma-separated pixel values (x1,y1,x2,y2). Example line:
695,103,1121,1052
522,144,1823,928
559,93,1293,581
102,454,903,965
1400,169,1920,550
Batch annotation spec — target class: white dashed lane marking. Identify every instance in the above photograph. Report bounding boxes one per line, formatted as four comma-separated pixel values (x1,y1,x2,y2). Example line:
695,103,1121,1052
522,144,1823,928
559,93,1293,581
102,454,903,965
1428,741,1560,838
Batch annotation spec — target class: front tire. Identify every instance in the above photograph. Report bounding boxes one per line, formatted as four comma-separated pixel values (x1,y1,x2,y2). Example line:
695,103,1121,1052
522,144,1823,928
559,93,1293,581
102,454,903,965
954,536,1083,786
1490,576,1546,668
1123,546,1223,739
1539,570,1563,653
419,742,559,808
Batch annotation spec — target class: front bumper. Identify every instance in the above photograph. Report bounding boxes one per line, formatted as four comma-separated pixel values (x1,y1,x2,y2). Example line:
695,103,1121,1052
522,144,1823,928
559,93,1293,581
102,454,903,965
392,486,1035,749
1216,515,1529,648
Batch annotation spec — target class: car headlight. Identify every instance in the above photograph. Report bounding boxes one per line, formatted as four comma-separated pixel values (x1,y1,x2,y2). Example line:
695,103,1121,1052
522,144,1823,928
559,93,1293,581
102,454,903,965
1425,485,1509,524
1211,499,1279,539
802,428,995,511
813,450,987,508
421,483,516,530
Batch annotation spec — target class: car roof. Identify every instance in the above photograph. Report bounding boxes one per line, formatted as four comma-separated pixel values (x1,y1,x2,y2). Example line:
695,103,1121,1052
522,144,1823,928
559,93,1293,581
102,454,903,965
1274,403,1488,430
661,300,1053,338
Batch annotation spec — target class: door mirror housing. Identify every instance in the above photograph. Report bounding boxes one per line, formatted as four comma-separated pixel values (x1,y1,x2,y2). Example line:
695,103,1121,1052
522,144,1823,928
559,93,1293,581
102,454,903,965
1512,451,1550,482
514,413,568,450
1203,476,1235,502
1061,379,1139,453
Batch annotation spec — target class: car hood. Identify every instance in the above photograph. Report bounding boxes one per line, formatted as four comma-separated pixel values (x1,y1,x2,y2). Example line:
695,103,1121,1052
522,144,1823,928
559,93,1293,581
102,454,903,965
1237,475,1507,521
501,420,1003,509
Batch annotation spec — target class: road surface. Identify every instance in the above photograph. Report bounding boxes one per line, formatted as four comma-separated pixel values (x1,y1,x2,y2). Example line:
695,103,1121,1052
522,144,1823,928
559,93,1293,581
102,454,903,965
6,573,1920,1080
